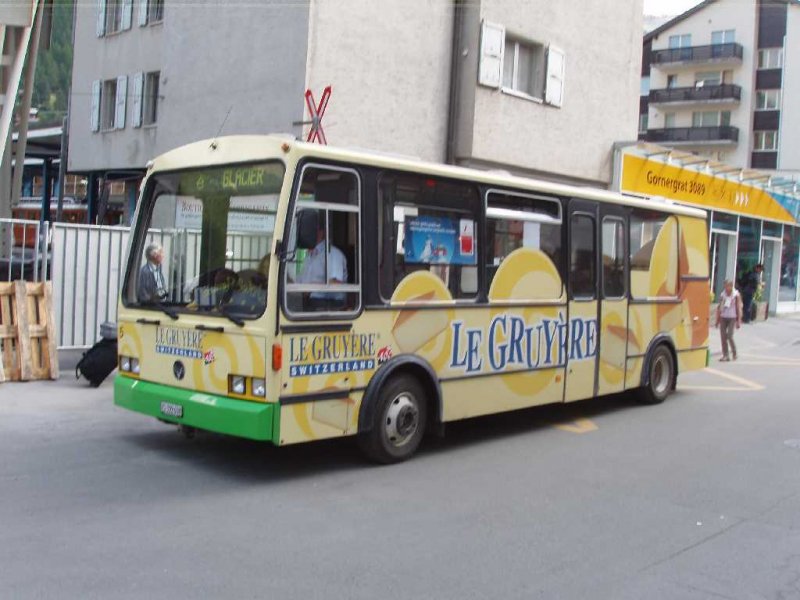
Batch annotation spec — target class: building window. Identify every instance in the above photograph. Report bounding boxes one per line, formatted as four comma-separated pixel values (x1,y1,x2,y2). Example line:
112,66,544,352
753,131,779,151
668,34,691,48
692,110,730,127
101,79,118,130
640,76,650,96
755,89,781,110
149,0,164,22
478,21,565,107
695,71,721,86
105,0,124,34
667,74,678,88
503,38,546,99
711,29,735,44
758,48,783,69
639,114,649,134
143,71,160,125
664,112,676,128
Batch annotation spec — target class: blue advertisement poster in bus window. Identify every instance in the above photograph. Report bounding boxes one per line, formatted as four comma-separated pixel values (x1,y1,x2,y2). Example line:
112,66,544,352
403,215,477,265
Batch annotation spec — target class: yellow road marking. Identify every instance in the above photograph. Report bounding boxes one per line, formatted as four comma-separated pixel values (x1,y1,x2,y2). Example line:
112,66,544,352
678,367,764,392
554,418,598,434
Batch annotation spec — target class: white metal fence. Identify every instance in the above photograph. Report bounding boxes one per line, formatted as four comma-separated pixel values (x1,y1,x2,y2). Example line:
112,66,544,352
2,218,271,348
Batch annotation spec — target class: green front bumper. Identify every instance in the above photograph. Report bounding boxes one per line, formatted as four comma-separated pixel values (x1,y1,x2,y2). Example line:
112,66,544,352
114,375,278,442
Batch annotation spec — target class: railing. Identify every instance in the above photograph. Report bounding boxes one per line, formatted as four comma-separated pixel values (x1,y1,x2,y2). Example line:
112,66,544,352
644,126,739,144
649,84,741,104
0,218,50,282
651,43,744,65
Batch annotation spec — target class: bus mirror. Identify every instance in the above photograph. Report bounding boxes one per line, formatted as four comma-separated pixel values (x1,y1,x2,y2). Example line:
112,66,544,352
296,209,319,250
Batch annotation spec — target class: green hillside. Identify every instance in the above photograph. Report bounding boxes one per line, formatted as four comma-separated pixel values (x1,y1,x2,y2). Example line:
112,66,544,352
33,0,73,125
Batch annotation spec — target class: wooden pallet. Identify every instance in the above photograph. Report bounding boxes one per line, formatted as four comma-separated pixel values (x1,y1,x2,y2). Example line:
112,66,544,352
0,281,59,382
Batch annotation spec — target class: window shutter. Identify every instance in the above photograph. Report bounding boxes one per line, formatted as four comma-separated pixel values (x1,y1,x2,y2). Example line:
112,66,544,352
96,0,106,37
545,45,565,107
138,0,149,26
479,21,505,88
91,80,101,132
115,75,128,129
132,72,144,127
122,0,133,30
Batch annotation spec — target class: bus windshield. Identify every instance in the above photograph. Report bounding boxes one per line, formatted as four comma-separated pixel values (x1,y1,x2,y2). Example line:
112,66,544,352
125,161,285,320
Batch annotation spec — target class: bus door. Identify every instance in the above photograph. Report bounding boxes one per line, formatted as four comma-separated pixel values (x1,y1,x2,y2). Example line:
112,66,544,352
597,207,629,396
564,200,599,402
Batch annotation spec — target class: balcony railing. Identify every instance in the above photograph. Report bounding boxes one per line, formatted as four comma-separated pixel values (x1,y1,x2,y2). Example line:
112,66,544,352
644,126,739,144
651,43,744,65
649,84,741,104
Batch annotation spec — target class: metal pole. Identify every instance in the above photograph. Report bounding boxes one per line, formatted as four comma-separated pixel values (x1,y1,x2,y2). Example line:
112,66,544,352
56,115,68,222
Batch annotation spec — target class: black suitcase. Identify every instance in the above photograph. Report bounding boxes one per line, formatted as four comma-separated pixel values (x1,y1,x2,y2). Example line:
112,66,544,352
76,337,118,387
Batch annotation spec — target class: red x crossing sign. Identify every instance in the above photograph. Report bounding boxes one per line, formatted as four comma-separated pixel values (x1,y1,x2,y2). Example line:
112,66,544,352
304,86,331,145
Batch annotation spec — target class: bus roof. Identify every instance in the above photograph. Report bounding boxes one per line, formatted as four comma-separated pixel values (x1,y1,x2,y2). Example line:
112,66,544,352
149,135,708,220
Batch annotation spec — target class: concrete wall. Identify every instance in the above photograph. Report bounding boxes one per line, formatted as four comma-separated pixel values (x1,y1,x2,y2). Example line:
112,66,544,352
304,0,453,163
69,0,309,172
647,0,758,167
464,0,643,186
780,4,800,172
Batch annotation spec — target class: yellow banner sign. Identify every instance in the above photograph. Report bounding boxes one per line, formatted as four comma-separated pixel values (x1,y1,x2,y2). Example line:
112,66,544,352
621,154,795,224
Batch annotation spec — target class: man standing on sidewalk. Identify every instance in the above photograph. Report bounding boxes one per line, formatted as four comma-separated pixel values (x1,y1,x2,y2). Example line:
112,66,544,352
716,279,742,361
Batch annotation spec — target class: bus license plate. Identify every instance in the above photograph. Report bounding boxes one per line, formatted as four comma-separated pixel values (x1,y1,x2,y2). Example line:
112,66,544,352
160,402,183,418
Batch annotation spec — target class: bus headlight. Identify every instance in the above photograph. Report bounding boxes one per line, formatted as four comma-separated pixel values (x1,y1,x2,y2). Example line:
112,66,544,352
130,358,140,374
252,378,266,397
229,375,246,395
120,356,131,372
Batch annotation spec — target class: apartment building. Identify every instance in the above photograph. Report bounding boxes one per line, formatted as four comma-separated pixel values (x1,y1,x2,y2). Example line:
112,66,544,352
69,0,643,210
639,0,800,176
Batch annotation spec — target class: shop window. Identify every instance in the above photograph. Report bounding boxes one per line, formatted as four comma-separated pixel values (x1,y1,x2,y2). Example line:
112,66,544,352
602,217,626,298
630,210,678,298
780,226,799,302
486,191,563,299
379,173,479,302
284,165,360,315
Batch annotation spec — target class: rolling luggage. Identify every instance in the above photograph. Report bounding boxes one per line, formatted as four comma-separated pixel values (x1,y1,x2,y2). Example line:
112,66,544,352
76,322,118,387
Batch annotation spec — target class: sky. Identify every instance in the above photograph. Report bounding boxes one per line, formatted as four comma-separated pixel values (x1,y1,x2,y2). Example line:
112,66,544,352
643,0,704,16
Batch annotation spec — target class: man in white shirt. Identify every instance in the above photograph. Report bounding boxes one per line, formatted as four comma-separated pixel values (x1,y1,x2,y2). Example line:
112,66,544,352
137,243,168,303
296,217,348,310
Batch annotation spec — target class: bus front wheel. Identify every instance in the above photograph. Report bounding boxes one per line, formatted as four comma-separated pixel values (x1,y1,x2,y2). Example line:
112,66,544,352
637,344,675,405
358,375,428,464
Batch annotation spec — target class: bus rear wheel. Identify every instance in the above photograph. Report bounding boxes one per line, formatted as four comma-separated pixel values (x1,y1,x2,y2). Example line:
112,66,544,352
637,344,674,405
358,375,427,464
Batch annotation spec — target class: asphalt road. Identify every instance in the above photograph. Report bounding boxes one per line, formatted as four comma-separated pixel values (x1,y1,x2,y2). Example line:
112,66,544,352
2,317,800,599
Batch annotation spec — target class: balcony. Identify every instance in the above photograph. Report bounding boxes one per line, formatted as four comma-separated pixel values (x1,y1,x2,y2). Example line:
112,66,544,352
644,126,739,145
651,43,744,67
649,84,741,106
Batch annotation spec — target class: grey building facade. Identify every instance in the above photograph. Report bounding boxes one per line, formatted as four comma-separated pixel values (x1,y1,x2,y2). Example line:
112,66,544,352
69,0,644,210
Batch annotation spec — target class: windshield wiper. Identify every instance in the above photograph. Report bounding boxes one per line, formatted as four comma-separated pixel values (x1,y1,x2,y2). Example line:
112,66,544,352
149,301,179,320
219,305,245,327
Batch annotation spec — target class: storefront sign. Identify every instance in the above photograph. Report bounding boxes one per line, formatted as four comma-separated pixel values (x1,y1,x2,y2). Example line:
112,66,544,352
621,154,796,224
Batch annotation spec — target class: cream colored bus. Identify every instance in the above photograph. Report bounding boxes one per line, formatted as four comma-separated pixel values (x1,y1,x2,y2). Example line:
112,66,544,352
115,135,710,463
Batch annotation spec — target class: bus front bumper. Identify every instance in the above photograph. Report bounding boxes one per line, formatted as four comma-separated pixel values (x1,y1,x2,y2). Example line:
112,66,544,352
114,375,277,442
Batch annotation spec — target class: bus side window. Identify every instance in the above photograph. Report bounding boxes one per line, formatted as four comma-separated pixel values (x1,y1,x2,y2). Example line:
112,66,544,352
284,165,361,315
379,173,479,302
570,214,596,299
630,210,678,298
602,217,626,298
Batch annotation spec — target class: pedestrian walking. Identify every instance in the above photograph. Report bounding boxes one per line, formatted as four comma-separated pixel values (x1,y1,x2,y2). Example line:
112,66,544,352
716,279,742,361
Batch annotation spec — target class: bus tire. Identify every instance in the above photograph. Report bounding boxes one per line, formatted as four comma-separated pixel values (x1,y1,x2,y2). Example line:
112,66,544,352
357,375,427,464
637,344,675,405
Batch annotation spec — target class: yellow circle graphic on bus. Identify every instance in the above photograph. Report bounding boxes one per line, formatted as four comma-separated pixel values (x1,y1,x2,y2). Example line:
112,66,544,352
489,248,563,301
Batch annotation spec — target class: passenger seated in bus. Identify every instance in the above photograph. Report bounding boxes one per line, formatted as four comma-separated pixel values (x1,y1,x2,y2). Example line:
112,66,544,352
137,243,169,303
295,210,348,310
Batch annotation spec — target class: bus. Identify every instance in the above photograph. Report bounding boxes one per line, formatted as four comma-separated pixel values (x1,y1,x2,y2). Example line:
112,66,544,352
115,135,710,463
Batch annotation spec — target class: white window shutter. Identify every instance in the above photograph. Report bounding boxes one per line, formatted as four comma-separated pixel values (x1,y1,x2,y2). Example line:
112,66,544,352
115,75,128,129
96,0,106,37
122,0,133,30
479,21,505,88
545,45,565,107
138,0,149,26
132,72,144,127
91,80,101,132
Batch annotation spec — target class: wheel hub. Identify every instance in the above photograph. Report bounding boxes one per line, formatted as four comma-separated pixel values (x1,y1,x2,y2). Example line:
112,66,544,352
385,393,419,447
